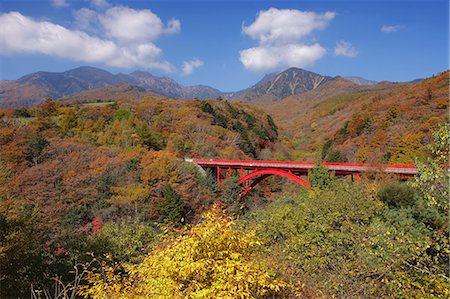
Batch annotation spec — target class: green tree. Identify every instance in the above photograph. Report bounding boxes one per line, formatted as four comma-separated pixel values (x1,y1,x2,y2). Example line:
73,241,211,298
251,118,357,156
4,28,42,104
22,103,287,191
321,139,333,159
24,136,49,166
218,176,246,216
96,174,115,200
326,150,345,162
408,123,449,288
377,181,417,209
154,185,186,226
0,206,51,298
88,220,160,263
308,161,335,189
248,182,446,297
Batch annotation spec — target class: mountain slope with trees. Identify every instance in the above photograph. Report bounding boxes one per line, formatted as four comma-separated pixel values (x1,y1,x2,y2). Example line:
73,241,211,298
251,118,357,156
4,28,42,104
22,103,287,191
0,68,448,298
259,71,449,163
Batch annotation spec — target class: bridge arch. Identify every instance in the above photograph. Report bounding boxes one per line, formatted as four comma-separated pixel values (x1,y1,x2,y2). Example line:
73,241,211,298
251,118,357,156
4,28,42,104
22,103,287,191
238,169,310,197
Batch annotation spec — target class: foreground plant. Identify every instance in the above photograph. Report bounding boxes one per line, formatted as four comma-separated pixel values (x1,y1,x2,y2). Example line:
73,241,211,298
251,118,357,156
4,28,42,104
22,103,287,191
81,203,288,298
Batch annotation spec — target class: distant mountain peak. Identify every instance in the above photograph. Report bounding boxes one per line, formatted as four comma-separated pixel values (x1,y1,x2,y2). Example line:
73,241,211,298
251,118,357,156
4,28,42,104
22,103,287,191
69,66,106,72
343,76,377,86
129,70,154,77
234,67,333,103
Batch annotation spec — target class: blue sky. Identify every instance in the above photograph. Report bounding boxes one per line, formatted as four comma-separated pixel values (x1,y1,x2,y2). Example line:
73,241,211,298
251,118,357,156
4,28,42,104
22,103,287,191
0,0,448,91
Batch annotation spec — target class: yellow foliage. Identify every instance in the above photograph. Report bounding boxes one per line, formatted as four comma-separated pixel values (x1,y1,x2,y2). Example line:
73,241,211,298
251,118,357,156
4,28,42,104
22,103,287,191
110,184,149,205
140,150,182,187
82,204,288,298
389,133,426,164
354,145,367,163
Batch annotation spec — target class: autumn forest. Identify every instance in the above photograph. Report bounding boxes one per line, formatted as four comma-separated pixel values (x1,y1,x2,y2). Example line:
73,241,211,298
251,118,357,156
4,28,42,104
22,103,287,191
0,69,449,298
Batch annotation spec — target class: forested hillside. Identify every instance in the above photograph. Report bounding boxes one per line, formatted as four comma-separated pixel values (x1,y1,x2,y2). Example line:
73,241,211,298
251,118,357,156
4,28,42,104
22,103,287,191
0,97,285,297
0,74,448,298
264,71,449,163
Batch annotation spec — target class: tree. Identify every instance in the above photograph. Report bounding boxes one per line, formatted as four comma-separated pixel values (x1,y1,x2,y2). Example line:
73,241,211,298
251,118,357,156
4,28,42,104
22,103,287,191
309,161,335,189
24,136,49,166
87,220,160,263
82,204,288,298
410,122,448,218
408,123,449,286
377,181,417,209
219,176,245,215
0,206,51,298
154,185,186,226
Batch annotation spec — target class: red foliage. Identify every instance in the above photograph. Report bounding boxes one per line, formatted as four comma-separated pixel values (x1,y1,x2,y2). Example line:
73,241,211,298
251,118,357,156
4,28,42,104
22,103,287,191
91,216,103,233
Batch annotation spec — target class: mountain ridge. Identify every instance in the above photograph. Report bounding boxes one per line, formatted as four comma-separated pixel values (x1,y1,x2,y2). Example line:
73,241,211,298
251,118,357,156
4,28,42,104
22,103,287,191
0,65,407,108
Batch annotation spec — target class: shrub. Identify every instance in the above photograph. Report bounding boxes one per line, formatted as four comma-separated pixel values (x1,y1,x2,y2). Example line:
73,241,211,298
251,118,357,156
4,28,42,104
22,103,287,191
377,181,417,208
309,162,335,189
82,204,288,298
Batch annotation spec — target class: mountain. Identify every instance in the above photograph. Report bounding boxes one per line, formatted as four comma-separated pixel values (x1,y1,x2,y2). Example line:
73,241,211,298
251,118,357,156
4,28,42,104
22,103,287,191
343,76,377,86
253,71,448,163
67,83,163,104
18,66,124,97
234,68,333,103
0,67,224,107
0,65,421,108
0,67,128,107
127,71,224,100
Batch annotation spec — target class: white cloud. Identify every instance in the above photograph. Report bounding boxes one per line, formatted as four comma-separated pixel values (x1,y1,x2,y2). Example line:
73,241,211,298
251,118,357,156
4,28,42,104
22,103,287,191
381,25,403,33
239,8,335,72
182,59,204,75
91,0,110,9
99,6,179,45
240,44,326,72
0,11,176,72
334,40,358,57
51,0,69,8
242,8,335,45
166,19,181,34
73,8,98,32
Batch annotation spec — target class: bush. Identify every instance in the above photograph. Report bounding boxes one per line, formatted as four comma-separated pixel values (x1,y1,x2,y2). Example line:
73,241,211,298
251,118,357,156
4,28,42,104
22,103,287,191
82,204,288,298
88,220,160,263
246,180,448,298
377,181,417,208
309,162,335,189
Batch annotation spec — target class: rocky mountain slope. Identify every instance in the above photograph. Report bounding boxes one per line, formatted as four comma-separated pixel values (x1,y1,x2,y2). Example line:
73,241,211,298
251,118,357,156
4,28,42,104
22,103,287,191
234,68,334,103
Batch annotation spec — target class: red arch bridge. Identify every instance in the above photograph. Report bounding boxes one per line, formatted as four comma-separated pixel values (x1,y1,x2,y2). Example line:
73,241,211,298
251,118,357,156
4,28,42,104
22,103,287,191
185,159,417,197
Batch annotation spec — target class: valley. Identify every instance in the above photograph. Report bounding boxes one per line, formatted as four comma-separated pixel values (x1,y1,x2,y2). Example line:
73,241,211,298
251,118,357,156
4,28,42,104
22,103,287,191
0,66,448,298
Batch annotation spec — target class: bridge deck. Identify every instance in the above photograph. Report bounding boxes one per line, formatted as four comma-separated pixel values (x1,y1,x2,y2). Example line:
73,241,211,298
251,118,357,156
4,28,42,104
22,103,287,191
187,159,418,176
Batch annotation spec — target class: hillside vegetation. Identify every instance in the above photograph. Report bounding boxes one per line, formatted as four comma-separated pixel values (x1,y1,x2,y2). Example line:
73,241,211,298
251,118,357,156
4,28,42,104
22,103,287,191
0,72,448,298
264,71,449,163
